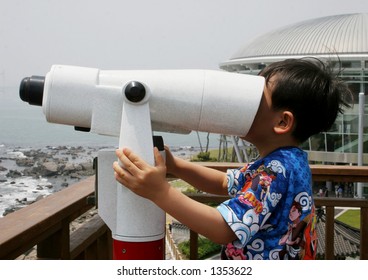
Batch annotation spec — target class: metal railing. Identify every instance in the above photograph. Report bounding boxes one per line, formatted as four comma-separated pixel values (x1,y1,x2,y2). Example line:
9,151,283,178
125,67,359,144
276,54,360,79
0,164,367,260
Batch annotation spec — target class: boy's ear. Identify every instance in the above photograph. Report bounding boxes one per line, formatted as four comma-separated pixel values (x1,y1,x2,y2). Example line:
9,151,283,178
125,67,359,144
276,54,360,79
274,111,294,134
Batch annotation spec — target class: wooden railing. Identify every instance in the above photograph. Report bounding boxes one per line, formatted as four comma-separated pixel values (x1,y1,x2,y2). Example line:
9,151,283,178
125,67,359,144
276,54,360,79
0,176,112,260
0,164,367,260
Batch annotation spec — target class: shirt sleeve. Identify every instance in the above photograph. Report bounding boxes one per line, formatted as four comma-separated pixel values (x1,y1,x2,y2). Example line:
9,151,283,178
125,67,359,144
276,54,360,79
217,165,285,248
226,167,247,197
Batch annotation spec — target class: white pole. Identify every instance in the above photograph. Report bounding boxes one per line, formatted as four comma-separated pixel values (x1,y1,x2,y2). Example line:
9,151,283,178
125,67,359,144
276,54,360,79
231,136,243,163
357,92,365,198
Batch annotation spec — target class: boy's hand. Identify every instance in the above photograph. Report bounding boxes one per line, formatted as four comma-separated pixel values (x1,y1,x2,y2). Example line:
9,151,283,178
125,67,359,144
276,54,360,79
113,147,170,202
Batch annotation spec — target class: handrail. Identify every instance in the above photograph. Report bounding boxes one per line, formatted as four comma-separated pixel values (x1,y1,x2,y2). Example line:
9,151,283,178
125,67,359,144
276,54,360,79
0,176,112,259
197,162,368,182
0,164,367,260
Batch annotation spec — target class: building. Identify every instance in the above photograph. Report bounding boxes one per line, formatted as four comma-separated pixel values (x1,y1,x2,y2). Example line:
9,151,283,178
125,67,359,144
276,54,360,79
220,13,368,196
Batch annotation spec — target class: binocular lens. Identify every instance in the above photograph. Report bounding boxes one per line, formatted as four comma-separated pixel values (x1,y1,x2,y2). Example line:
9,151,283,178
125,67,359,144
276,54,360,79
19,75,45,106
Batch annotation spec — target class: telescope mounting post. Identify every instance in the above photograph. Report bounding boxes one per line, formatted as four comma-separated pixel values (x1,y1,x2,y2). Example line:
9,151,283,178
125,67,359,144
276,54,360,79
98,81,166,260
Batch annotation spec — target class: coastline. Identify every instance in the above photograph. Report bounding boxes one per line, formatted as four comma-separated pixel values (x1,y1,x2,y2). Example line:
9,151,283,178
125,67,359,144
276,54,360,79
0,144,201,217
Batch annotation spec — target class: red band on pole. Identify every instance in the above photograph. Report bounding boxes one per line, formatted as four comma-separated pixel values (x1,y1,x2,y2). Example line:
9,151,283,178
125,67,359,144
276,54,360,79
113,238,165,260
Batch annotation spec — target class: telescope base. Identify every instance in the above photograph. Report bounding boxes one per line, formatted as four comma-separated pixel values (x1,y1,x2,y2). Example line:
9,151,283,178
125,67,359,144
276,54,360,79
113,238,165,260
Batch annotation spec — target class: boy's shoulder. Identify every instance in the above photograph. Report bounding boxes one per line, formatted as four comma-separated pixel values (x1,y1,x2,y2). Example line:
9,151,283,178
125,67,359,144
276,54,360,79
263,146,307,165
250,146,309,178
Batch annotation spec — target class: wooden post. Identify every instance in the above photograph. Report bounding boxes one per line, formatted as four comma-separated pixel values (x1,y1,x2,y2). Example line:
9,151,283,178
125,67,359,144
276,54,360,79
37,218,70,259
189,230,198,260
360,207,368,259
325,206,335,259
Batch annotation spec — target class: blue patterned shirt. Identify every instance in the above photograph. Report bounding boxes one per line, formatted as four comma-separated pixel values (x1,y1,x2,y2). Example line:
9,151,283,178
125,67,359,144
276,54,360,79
217,147,317,260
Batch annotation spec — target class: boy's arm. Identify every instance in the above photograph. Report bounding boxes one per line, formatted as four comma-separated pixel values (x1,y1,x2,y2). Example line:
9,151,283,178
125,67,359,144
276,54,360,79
155,183,236,244
165,147,228,195
113,148,237,245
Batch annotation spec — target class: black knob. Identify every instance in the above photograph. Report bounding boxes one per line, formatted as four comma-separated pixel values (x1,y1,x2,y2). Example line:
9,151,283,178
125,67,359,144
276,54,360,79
19,76,45,106
124,81,146,103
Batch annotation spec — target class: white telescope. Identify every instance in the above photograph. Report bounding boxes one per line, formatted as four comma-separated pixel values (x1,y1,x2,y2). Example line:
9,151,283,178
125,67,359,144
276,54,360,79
20,65,264,136
20,65,265,259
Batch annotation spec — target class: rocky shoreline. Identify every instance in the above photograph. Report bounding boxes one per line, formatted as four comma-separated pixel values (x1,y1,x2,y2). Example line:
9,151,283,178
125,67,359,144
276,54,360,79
0,144,200,217
0,145,101,216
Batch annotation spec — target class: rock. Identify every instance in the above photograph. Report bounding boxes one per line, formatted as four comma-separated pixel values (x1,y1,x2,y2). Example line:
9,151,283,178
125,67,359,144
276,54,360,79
15,157,35,167
0,175,7,183
61,162,83,175
6,170,22,178
70,173,81,179
15,197,27,204
39,162,59,177
63,162,76,172
22,167,39,177
80,162,93,171
3,206,22,216
81,169,95,176
0,165,7,171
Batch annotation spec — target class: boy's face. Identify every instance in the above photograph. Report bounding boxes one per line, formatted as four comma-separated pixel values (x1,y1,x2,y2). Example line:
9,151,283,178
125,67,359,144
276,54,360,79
243,75,278,143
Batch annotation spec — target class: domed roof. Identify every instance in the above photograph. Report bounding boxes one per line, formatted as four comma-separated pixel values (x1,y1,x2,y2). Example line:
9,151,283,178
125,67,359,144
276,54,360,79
221,13,368,69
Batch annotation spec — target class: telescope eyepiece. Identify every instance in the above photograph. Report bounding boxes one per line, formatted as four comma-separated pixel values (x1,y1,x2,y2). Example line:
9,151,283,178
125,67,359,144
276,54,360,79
19,75,45,106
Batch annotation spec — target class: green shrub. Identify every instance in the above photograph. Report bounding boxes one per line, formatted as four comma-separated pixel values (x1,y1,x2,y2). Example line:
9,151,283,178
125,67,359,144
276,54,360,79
191,151,217,162
178,237,221,259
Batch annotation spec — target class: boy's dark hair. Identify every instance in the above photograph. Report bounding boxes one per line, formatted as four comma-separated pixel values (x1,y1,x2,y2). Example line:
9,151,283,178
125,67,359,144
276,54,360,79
259,58,352,143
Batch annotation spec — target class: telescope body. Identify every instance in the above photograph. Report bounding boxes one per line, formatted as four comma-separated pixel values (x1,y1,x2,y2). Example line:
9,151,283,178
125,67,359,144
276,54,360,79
40,65,264,137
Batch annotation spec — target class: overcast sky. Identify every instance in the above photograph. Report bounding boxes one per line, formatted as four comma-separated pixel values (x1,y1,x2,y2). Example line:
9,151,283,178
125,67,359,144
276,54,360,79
1,0,367,87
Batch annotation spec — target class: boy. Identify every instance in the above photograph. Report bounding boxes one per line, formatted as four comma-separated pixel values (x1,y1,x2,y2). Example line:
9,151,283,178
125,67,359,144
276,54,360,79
113,58,352,260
